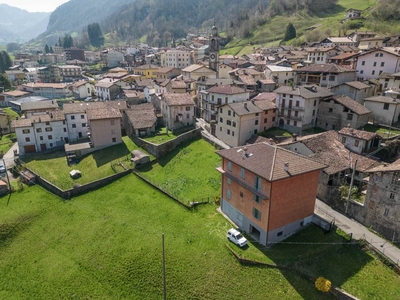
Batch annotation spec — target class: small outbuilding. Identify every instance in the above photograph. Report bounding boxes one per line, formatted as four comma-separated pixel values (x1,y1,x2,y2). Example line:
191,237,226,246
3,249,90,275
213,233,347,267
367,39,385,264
69,169,82,179
131,150,150,167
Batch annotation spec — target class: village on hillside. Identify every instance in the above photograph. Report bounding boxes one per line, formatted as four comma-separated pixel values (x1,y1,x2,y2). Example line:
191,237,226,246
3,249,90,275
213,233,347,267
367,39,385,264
1,21,400,298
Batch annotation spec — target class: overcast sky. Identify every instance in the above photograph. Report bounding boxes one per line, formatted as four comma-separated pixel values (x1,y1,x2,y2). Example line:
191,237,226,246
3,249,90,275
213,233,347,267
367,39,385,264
0,0,70,12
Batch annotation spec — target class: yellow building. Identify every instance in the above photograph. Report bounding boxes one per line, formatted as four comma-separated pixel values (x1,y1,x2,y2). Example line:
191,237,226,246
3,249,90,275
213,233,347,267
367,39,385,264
132,64,159,79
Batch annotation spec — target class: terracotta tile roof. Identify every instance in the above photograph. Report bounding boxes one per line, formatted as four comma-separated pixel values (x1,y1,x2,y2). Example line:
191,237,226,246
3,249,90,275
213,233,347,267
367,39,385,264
71,80,89,88
338,127,380,141
125,104,157,129
344,81,370,90
368,158,400,173
245,135,273,145
332,95,371,115
238,74,257,86
103,72,128,79
217,142,326,182
156,67,178,74
134,64,159,69
63,101,127,114
182,64,204,72
87,107,121,120
12,110,65,128
253,99,277,111
278,131,381,174
329,52,358,60
2,90,31,97
135,78,155,88
110,67,127,72
22,83,67,89
252,92,277,101
162,93,195,106
274,85,333,99
207,84,247,95
170,80,187,89
228,101,262,116
21,100,59,111
296,63,355,73
303,47,337,53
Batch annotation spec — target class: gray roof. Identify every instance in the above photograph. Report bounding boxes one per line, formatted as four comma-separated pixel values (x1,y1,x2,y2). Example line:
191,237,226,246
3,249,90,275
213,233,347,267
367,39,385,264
274,85,333,99
332,95,372,115
364,96,400,104
228,101,262,116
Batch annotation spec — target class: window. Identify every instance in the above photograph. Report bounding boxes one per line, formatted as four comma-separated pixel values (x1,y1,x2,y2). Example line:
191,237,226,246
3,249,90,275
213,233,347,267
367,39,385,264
375,53,379,57
48,135,53,140
227,120,231,126
360,70,364,74
240,168,245,179
295,101,300,107
255,120,259,125
233,112,236,117
228,161,232,171
72,124,76,128
22,129,30,134
342,137,346,143
240,192,244,198
232,131,235,136
71,116,75,120
185,106,190,111
381,62,385,67
373,62,377,67
228,110,231,116
254,129,258,134
39,136,43,141
390,192,395,199
380,53,383,57
36,128,42,133
220,126,222,131
111,120,115,125
294,121,297,126
361,61,365,66
355,140,359,147
227,178,231,185
45,127,52,132
253,194,261,203
63,128,67,132
372,70,375,75
220,117,223,123
25,137,30,142
111,129,116,134
314,100,317,106
384,208,389,216
383,103,389,110
112,137,117,143
227,189,231,199
255,113,259,116
329,108,333,113
329,75,335,81
252,207,261,220
220,108,223,113
82,123,86,127
277,231,283,237
264,118,267,123
312,110,315,116
45,121,50,125
227,129,230,135
272,117,275,122
81,115,85,119
347,113,353,120
232,122,236,127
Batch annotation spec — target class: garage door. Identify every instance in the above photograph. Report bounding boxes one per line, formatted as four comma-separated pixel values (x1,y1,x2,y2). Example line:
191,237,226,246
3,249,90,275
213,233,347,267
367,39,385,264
24,145,36,153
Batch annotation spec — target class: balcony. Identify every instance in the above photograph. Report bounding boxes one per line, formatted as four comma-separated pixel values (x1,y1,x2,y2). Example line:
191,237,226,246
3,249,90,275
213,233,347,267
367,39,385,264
280,105,304,111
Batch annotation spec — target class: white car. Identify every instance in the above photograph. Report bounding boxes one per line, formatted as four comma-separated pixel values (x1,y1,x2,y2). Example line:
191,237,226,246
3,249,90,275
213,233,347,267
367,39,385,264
0,163,6,173
227,228,248,247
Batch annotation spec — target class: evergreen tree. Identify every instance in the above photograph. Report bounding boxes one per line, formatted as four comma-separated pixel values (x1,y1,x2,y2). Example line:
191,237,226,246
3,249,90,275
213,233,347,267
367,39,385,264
0,73,11,91
0,51,12,73
45,44,50,53
50,46,54,53
58,37,63,48
283,22,296,41
63,34,74,48
87,23,104,47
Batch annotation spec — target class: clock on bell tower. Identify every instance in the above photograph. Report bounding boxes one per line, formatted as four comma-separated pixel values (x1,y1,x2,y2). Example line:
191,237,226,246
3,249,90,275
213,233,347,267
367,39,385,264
209,24,220,77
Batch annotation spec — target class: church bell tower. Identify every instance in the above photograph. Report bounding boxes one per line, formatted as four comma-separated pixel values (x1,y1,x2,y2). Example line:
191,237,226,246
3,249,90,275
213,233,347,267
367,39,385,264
209,24,220,77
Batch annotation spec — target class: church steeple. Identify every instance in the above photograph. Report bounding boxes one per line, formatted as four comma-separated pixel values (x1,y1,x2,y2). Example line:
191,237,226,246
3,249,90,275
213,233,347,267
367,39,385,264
209,23,220,77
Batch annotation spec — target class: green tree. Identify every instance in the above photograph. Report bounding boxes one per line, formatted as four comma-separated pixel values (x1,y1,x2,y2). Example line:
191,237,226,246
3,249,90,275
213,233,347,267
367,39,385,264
44,44,50,53
6,42,21,52
50,46,54,53
87,23,104,47
283,22,296,41
62,34,74,48
0,51,12,73
0,73,11,91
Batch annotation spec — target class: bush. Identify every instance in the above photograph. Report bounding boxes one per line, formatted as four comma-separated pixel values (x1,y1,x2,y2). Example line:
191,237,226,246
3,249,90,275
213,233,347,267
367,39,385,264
315,277,331,292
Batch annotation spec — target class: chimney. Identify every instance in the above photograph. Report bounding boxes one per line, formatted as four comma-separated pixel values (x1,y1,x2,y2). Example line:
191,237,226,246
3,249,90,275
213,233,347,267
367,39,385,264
268,138,274,145
292,133,297,142
284,162,289,172
50,113,53,119
244,103,247,109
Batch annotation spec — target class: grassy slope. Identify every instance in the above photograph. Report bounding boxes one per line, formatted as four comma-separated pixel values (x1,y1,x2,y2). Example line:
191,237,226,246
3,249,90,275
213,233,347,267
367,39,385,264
223,0,378,55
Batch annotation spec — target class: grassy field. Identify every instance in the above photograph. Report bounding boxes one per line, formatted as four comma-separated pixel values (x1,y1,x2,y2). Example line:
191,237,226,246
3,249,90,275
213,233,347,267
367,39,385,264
23,137,150,189
142,127,178,144
363,124,400,138
138,137,221,201
1,171,400,299
0,133,15,155
259,127,293,138
222,0,378,55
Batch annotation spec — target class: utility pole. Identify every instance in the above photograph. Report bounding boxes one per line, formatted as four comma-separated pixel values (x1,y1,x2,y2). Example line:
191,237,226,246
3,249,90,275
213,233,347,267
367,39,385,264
345,159,358,214
162,233,167,300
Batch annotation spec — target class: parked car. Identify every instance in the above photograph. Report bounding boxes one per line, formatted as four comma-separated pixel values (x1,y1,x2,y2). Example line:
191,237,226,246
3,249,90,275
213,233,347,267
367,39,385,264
84,97,92,102
0,163,6,173
227,228,248,247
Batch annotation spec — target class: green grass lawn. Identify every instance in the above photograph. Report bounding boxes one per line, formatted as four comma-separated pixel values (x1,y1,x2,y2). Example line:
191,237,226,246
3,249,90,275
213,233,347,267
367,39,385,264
0,133,15,155
22,137,150,190
363,124,400,138
1,172,399,299
142,127,178,144
259,127,293,139
138,137,221,202
302,127,326,135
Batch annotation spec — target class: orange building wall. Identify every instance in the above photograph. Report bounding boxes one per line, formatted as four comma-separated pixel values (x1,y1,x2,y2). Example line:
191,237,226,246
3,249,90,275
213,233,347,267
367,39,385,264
268,169,320,231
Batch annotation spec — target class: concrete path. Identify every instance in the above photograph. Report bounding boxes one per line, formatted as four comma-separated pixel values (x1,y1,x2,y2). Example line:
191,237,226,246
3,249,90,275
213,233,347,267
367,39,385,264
315,199,400,266
196,118,231,149
1,142,18,182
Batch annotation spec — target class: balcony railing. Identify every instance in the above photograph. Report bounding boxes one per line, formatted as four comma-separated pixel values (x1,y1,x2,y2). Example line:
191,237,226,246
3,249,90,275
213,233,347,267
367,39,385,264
280,105,304,111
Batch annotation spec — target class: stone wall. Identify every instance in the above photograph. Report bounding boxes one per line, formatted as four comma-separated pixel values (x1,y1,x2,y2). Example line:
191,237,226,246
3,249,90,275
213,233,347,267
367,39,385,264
130,128,201,158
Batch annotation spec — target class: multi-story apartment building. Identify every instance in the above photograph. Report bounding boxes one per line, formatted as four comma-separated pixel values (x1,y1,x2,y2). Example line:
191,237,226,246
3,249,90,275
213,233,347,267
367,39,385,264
164,49,192,69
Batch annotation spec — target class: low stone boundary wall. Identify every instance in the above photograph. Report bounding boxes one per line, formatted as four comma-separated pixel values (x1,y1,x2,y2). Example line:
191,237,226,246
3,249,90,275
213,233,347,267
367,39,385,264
24,166,132,199
130,128,201,158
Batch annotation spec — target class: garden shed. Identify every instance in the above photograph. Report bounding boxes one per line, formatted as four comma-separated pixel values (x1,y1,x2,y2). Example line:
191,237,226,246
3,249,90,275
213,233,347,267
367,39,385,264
131,150,150,167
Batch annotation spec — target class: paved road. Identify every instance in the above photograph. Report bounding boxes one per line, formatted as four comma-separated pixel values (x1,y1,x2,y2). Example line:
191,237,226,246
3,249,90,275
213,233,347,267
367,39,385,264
315,199,400,266
2,142,18,182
